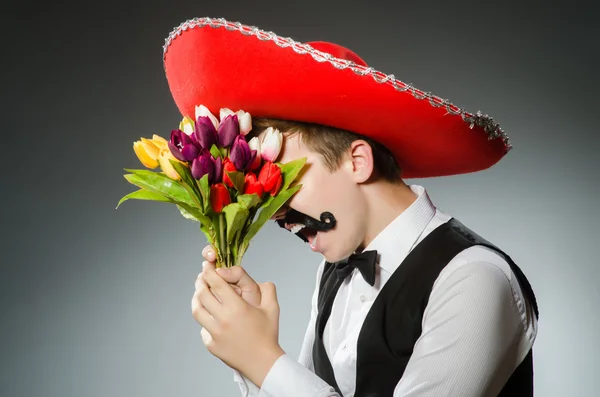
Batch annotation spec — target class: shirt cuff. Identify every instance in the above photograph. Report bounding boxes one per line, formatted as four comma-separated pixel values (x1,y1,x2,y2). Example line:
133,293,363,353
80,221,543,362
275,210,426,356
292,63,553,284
259,353,339,397
233,369,261,396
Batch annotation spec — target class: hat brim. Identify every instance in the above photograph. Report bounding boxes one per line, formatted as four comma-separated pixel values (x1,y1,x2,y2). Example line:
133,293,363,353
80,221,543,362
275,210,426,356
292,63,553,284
163,17,511,179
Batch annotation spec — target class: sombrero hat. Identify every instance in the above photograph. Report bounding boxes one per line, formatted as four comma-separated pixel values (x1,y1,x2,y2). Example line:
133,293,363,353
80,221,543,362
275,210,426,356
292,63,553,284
162,17,511,179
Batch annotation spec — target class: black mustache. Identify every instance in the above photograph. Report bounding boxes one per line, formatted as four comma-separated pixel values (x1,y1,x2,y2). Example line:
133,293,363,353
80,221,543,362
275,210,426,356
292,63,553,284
276,208,337,236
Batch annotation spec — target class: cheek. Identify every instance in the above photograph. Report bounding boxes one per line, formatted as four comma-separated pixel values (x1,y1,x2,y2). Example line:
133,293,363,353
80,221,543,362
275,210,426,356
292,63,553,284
313,172,365,230
292,164,363,227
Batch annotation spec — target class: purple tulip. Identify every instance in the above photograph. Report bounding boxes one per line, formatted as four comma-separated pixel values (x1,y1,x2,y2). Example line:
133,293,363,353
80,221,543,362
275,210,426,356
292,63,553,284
194,116,218,150
191,151,215,181
230,135,257,172
217,114,240,148
168,129,200,162
213,156,223,185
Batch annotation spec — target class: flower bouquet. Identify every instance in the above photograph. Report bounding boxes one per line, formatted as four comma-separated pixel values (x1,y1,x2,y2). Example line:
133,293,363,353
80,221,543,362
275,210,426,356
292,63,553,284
117,105,306,268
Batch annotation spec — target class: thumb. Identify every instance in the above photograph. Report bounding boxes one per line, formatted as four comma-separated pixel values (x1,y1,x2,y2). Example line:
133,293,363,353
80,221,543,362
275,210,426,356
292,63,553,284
216,267,260,293
259,281,279,312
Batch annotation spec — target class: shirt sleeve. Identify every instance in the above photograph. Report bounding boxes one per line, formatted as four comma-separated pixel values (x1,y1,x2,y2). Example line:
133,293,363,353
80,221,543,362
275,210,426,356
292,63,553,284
233,260,342,397
393,248,536,397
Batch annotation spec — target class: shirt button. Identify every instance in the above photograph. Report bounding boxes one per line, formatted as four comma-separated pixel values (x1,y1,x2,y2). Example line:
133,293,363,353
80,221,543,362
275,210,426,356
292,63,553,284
359,295,367,303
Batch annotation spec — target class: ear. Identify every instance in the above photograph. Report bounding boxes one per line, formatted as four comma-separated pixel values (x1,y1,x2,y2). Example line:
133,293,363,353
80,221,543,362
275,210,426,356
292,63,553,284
345,140,374,183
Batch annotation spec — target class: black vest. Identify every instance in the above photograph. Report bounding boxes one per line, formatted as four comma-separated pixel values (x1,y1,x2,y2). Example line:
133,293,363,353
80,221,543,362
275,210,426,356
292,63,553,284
313,218,539,396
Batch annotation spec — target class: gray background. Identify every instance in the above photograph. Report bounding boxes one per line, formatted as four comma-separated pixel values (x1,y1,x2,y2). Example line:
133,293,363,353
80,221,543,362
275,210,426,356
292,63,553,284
2,0,598,396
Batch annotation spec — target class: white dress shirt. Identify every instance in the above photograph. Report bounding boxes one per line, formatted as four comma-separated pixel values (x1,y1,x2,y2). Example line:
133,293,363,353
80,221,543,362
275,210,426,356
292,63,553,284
233,184,538,396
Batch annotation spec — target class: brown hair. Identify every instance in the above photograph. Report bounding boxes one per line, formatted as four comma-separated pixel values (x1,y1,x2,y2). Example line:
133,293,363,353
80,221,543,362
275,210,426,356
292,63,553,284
250,118,402,183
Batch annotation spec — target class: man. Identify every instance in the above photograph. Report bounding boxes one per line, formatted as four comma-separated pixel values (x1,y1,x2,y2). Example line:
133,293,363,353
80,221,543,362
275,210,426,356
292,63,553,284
163,17,539,396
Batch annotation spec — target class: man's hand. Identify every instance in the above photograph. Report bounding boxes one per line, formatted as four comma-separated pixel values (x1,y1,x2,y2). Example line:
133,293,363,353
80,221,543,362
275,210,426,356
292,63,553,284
192,248,284,387
201,245,261,307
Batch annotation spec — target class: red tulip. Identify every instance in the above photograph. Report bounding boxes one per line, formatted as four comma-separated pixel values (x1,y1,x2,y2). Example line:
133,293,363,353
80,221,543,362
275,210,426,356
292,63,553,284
222,158,238,188
243,172,264,197
210,183,231,213
258,161,283,196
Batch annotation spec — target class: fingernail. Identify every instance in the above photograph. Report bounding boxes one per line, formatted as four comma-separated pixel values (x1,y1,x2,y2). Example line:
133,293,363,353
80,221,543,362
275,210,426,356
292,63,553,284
216,268,230,275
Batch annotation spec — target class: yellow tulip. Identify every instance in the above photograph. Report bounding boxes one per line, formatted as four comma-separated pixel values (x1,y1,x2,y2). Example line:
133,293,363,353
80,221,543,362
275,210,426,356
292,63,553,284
151,134,169,150
158,148,183,180
133,138,161,168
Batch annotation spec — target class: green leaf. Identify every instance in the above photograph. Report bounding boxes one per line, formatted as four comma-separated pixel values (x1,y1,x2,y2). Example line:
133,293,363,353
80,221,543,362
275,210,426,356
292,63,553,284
220,147,229,158
226,171,245,193
222,203,250,243
177,204,198,221
196,174,211,213
176,203,213,231
210,144,222,159
276,157,307,192
115,189,170,209
242,184,302,246
237,193,261,209
123,170,196,207
169,160,203,209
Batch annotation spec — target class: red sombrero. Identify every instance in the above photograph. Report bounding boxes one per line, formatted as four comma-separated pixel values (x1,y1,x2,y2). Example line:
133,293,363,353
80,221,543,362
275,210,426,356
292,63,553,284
162,17,511,179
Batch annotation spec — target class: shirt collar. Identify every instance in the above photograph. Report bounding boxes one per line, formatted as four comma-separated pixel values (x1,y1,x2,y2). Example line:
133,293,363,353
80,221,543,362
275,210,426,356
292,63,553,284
362,184,437,274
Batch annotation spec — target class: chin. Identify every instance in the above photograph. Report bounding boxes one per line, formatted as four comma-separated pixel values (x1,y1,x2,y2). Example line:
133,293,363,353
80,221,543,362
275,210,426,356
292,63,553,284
320,242,352,263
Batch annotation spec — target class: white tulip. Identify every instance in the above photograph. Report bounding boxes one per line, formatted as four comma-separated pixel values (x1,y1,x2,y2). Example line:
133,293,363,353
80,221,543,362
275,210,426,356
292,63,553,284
260,127,283,162
247,136,261,152
237,110,253,135
179,116,195,136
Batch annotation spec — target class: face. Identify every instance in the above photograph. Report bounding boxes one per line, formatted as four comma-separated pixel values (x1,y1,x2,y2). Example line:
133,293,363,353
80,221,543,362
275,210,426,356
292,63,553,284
270,133,372,263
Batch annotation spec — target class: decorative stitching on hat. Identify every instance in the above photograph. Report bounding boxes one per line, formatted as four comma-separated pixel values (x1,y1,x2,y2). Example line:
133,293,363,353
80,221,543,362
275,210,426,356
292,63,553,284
163,17,512,153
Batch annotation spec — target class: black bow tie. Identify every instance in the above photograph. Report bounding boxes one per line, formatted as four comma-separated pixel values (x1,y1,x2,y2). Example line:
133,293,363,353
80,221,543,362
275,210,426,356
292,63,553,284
334,250,378,286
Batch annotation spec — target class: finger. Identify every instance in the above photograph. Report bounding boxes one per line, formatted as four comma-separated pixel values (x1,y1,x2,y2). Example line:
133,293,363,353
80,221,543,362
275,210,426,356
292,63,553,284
191,291,218,334
194,271,224,319
202,262,243,304
200,327,214,347
202,245,217,263
216,266,260,293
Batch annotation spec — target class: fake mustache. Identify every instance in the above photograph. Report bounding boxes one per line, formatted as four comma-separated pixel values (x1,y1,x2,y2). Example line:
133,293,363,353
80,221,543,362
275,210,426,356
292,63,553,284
275,208,337,242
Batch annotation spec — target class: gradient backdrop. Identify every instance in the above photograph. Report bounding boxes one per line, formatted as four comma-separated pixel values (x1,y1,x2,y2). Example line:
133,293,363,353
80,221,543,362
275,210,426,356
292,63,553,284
2,1,598,396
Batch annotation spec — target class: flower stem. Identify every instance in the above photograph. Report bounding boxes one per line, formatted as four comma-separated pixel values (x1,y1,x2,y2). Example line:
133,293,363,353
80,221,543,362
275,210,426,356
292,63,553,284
225,216,230,268
218,213,226,268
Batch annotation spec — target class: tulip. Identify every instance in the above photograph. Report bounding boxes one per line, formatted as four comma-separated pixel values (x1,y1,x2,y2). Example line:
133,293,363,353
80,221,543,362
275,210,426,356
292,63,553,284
157,148,182,180
213,155,223,185
196,105,219,130
191,151,215,181
247,137,262,171
230,135,257,172
210,183,231,213
260,127,283,162
151,134,169,150
133,137,161,168
222,158,237,188
258,161,283,196
221,108,252,135
243,172,264,197
168,129,200,162
194,116,218,150
220,108,235,120
217,114,240,148
238,111,252,136
179,116,195,136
